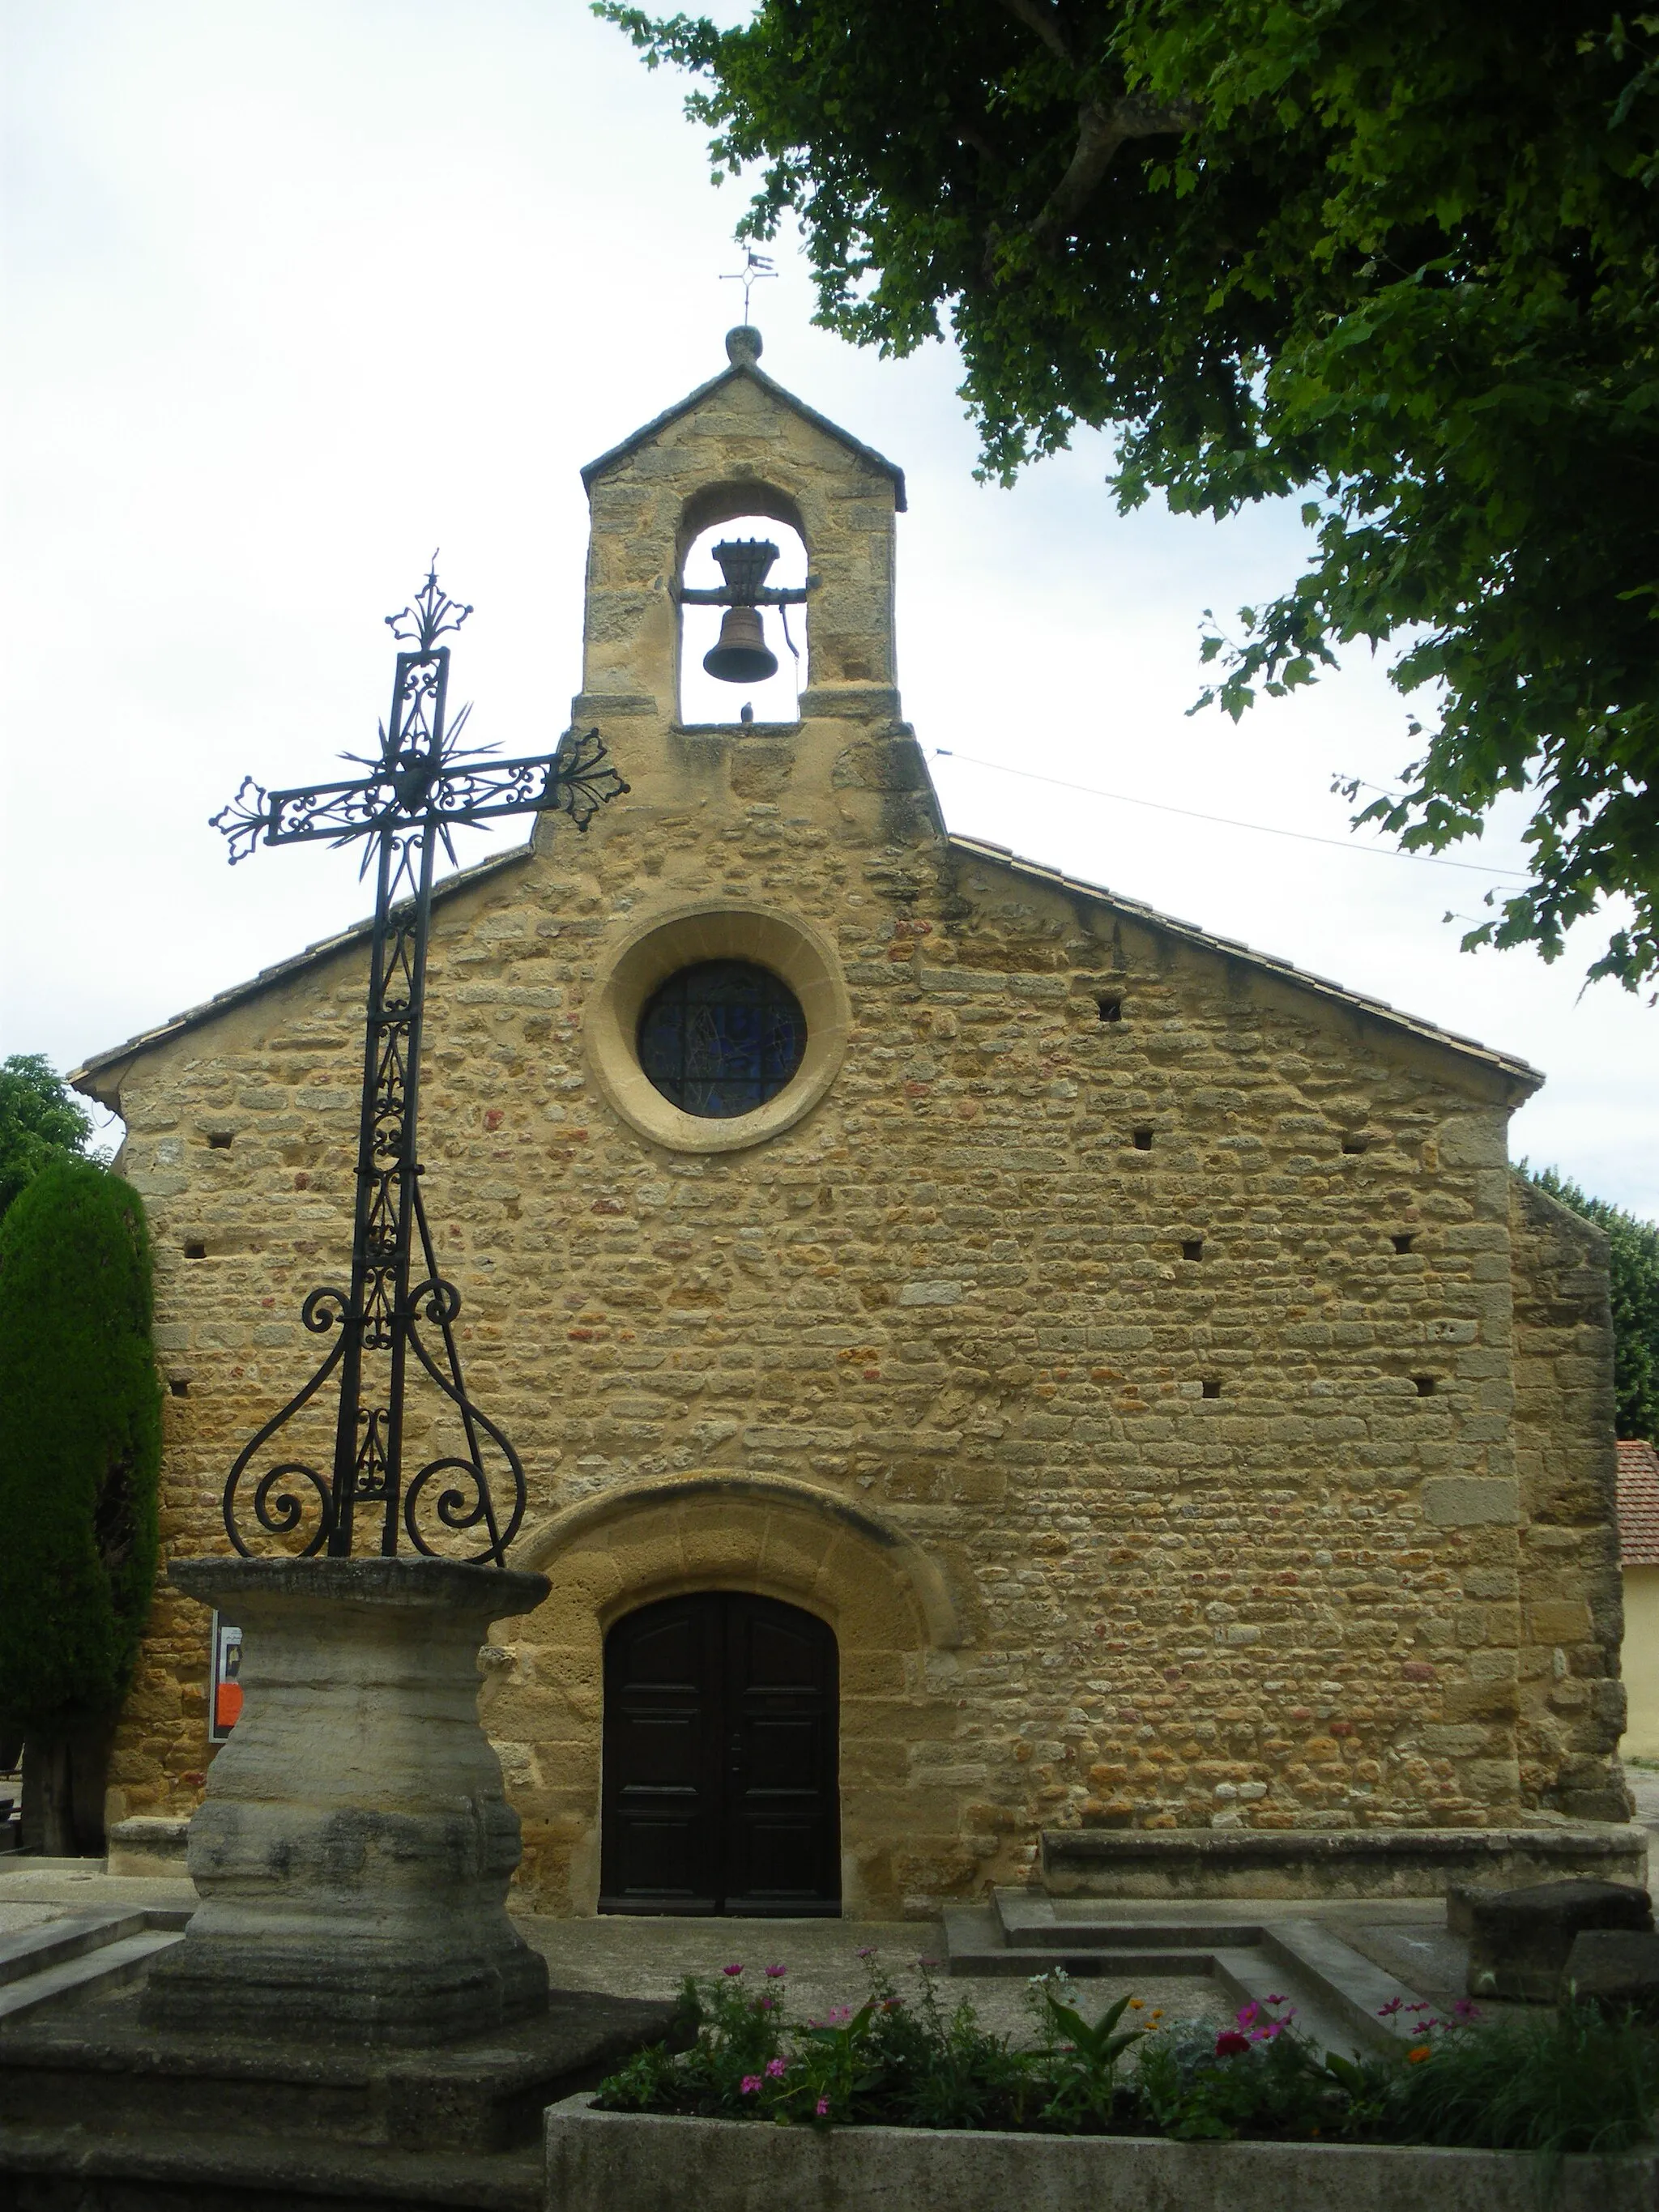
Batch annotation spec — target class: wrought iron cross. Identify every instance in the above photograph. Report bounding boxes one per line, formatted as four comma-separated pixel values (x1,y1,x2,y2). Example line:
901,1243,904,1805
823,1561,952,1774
210,566,627,1565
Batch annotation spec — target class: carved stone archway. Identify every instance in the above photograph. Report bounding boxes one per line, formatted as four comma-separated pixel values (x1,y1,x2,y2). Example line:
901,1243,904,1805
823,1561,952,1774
486,1474,971,1917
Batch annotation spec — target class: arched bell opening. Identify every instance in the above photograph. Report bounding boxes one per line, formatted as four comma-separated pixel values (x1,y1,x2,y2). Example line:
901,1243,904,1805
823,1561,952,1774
599,1590,841,1917
676,491,810,727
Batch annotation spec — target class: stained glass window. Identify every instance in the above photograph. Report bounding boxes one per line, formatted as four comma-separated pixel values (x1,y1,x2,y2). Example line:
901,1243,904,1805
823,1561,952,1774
637,961,807,1118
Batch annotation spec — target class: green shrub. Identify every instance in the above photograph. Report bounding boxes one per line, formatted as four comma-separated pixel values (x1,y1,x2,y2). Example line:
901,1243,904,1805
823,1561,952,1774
0,1160,162,1849
1387,1998,1659,2158
598,1958,1659,2158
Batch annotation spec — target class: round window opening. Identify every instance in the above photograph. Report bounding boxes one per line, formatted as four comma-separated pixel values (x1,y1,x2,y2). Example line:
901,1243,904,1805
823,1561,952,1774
636,961,808,1119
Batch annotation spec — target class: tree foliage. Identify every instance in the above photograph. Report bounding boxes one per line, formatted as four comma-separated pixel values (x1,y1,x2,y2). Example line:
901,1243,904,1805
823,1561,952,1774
1521,1162,1659,1441
0,1161,162,1738
0,1054,95,1221
601,0,1659,987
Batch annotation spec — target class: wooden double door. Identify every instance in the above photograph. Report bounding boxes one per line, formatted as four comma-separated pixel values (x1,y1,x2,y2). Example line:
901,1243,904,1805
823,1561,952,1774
599,1592,841,1916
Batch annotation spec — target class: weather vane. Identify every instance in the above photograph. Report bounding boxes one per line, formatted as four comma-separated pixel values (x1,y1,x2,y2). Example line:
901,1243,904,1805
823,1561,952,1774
721,245,777,323
208,562,628,1566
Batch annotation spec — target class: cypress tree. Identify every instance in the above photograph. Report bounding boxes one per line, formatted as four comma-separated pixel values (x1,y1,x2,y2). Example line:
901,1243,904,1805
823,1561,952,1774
0,1161,162,1854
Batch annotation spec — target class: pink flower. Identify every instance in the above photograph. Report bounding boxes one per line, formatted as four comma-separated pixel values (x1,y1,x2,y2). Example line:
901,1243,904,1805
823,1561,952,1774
723,1963,744,1977
825,2005,853,2025
1235,2002,1259,2028
766,2057,787,2078
1377,1997,1404,2017
1215,2030,1251,2058
816,2097,830,2117
1264,1993,1286,2006
855,1946,876,1958
1452,1998,1481,2022
765,1964,787,1979
740,2075,762,2095
757,1997,775,2011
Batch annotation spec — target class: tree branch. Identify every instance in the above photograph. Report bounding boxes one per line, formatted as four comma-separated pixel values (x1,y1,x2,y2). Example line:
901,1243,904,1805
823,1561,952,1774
998,0,1073,63
1027,92,1199,244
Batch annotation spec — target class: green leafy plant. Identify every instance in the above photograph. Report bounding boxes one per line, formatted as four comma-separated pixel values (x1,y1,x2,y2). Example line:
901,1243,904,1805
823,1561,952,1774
599,1963,1659,2154
600,0,1659,990
1387,1997,1659,2158
1026,1970,1149,2129
0,1160,162,1853
0,1055,96,1221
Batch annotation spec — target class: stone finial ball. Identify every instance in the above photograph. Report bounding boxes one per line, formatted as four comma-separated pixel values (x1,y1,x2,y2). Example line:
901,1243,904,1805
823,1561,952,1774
726,325,763,365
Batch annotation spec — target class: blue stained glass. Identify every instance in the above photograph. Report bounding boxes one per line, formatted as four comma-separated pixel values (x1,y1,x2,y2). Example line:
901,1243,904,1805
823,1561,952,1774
637,961,807,1119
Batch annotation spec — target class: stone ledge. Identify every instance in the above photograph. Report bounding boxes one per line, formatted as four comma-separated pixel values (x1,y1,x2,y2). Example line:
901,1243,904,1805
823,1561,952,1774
1039,1824,1646,1900
0,2123,542,2212
167,1556,552,1620
105,1818,190,1879
545,2097,1658,2212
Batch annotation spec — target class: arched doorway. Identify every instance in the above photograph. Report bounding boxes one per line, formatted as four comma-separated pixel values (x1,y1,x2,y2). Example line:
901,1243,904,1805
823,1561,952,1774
599,1592,840,1916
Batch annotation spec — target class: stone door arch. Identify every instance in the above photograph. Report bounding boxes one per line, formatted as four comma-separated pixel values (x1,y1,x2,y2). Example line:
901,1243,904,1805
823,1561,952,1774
496,1473,970,1916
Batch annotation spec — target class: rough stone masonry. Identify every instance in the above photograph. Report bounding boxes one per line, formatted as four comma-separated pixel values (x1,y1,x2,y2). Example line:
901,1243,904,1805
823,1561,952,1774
73,328,1628,1918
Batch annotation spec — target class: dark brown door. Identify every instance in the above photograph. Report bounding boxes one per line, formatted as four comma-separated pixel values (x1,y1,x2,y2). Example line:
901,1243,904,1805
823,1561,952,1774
600,1592,840,1916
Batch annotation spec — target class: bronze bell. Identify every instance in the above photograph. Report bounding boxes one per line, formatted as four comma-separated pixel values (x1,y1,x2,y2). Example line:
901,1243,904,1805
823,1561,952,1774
702,538,782,684
703,602,778,685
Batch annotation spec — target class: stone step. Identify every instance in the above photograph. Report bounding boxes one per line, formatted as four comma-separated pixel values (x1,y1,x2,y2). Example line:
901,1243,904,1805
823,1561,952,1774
0,1910,147,1987
944,1901,1419,2056
0,1927,186,2020
0,2123,545,2211
996,1911,1271,1950
1257,1917,1425,2052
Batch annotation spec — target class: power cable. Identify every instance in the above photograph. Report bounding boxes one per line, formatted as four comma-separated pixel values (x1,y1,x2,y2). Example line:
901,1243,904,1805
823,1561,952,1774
928,748,1531,881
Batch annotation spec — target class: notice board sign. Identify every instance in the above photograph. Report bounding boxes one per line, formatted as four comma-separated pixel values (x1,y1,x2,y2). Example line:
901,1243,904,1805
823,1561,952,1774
209,1613,243,1742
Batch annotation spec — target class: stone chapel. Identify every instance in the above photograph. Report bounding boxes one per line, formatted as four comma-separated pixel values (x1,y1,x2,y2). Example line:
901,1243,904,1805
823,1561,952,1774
73,329,1629,1918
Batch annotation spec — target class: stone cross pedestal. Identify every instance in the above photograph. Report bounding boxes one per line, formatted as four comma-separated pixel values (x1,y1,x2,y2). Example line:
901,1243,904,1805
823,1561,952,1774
142,1555,552,2046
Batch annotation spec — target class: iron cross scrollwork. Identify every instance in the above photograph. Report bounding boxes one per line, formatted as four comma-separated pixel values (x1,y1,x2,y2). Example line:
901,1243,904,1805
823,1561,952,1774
210,565,627,1565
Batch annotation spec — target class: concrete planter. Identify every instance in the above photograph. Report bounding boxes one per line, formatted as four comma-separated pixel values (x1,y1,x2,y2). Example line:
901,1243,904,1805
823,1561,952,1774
544,2095,1659,2212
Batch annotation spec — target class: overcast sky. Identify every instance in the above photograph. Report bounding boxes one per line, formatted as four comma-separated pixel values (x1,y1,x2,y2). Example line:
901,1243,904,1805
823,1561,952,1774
5,0,1655,1215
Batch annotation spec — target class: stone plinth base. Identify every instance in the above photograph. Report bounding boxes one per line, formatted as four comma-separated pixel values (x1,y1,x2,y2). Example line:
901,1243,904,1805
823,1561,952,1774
143,1556,553,2046
0,1977,681,2154
1041,1822,1648,1900
0,1974,684,2211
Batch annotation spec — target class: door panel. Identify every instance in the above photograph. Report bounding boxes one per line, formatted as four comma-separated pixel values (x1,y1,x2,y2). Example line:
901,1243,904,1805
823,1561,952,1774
600,1592,839,1916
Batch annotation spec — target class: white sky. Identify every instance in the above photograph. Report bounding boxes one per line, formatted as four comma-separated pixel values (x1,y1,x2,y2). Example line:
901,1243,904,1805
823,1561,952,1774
4,0,1655,1214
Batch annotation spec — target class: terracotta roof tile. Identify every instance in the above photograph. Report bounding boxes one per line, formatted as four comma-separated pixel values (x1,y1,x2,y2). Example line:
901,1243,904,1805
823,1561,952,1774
1618,1438,1659,1566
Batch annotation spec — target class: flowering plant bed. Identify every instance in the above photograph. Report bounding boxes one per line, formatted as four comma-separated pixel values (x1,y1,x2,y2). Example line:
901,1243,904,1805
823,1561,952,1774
592,1953,1659,2158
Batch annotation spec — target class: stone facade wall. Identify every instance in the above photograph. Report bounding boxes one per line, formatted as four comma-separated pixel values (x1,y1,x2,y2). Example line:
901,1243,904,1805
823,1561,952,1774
82,347,1623,1914
1509,1177,1627,1818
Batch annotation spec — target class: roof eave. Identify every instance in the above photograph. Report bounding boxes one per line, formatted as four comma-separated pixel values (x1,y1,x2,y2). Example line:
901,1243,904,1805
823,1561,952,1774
580,361,907,511
947,833,1543,1095
69,842,537,1107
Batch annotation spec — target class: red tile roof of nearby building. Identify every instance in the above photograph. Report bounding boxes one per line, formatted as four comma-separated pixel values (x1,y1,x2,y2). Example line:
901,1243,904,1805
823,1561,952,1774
1618,1439,1659,1566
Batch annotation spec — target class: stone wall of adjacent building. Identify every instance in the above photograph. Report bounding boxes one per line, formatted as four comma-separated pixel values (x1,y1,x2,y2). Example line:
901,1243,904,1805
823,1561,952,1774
83,349,1625,1914
1509,1176,1627,1819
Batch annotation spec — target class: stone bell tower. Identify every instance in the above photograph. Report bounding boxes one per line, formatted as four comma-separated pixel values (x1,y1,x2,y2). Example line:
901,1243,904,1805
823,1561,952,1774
559,325,940,848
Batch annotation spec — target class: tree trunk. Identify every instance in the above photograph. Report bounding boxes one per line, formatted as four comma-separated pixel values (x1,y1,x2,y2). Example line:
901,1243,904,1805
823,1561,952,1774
20,1721,112,1857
